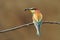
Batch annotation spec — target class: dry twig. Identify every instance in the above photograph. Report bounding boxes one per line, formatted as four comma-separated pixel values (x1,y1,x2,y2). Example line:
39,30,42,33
0,21,60,33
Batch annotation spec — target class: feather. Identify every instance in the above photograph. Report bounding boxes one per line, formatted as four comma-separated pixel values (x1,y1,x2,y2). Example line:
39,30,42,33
33,20,42,36
32,10,43,36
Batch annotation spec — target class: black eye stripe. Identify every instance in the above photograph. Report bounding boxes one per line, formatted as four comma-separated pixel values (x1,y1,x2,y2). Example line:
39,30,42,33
24,8,37,11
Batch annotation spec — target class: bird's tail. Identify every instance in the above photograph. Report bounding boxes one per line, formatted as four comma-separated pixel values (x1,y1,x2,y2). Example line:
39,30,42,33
36,27,40,35
34,21,42,36
35,24,41,36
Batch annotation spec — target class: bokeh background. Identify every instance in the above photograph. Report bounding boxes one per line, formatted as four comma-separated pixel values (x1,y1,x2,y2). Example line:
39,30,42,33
0,0,60,40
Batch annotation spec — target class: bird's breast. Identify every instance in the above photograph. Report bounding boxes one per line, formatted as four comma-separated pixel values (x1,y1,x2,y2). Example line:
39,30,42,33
32,13,42,22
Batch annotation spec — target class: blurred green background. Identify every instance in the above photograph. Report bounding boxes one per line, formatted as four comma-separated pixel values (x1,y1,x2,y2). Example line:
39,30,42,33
0,0,60,40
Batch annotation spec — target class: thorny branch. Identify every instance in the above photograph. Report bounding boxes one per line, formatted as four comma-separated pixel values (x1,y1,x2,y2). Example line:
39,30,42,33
0,21,60,33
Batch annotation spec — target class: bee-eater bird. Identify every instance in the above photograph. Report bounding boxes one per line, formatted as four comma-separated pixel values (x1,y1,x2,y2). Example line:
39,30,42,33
25,7,43,36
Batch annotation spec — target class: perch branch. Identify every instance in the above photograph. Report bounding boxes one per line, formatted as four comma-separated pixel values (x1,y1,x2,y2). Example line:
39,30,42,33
0,21,60,33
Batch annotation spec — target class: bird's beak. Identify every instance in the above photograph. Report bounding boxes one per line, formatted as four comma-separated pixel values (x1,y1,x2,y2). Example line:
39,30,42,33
24,8,30,11
24,8,31,11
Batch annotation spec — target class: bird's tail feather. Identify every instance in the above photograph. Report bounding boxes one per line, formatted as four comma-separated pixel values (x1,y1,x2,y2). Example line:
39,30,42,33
36,28,40,35
34,23,40,36
34,21,42,36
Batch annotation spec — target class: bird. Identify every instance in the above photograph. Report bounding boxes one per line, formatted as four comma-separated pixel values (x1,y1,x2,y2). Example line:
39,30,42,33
24,7,43,36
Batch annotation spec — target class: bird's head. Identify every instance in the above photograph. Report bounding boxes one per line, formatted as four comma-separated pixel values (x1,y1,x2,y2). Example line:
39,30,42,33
24,7,39,14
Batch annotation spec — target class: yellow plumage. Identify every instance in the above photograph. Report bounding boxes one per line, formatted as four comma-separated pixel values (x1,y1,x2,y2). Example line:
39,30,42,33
32,12,42,22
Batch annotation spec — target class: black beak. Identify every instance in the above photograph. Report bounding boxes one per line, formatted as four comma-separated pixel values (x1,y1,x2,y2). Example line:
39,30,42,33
24,8,30,11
